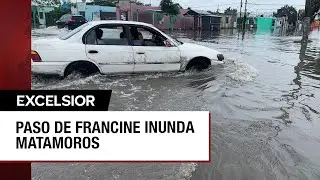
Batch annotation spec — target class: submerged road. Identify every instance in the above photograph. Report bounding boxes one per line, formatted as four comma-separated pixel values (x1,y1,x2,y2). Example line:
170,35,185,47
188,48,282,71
32,27,320,180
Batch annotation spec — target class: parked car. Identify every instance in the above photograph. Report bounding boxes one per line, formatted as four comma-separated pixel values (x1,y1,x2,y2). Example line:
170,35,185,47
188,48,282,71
56,14,87,30
66,15,88,30
56,14,72,29
32,21,224,78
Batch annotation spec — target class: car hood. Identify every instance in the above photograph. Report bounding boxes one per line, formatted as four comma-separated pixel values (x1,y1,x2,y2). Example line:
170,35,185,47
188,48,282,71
178,42,221,54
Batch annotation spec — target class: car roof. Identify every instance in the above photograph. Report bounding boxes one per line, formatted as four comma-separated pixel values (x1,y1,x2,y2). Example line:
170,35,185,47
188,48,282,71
88,20,154,27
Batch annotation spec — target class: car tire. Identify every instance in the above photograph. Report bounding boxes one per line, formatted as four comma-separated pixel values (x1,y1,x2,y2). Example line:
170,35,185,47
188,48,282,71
186,57,211,71
64,61,100,78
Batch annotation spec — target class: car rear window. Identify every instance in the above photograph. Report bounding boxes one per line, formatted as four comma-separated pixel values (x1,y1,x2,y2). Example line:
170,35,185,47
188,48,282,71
60,14,72,21
59,23,89,40
72,16,86,21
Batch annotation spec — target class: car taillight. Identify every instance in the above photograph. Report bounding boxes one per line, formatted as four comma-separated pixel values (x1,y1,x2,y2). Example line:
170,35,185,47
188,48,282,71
31,50,42,62
85,20,88,23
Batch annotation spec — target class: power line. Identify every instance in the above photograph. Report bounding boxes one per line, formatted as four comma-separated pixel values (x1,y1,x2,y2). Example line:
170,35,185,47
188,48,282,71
247,3,305,6
187,3,236,9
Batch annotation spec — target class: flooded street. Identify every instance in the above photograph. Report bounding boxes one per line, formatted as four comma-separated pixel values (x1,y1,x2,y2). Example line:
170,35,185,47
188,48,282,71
31,27,320,180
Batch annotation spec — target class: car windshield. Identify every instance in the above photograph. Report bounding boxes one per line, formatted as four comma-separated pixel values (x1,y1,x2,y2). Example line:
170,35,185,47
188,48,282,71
59,23,89,40
172,37,183,45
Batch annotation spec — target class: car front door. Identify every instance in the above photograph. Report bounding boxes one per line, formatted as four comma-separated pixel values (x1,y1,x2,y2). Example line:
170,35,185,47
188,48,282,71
84,24,134,74
128,25,181,73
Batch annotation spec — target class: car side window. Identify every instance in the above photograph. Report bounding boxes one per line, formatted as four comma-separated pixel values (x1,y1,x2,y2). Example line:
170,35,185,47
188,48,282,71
84,25,129,46
129,26,168,47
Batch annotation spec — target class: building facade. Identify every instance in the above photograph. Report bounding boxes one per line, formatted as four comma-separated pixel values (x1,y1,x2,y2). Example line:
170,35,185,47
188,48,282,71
72,3,116,21
212,13,237,29
31,3,55,28
116,2,194,30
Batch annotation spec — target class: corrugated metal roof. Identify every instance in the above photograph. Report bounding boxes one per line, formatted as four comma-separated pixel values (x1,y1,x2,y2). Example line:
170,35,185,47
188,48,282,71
144,9,162,12
192,10,211,15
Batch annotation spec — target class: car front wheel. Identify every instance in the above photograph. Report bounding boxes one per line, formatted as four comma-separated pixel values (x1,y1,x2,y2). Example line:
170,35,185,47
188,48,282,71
64,61,100,77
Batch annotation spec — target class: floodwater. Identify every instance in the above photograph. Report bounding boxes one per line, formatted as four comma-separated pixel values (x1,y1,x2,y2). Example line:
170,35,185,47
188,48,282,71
31,27,320,180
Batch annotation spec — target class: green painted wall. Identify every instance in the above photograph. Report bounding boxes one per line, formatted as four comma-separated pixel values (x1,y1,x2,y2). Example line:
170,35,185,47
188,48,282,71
257,17,274,30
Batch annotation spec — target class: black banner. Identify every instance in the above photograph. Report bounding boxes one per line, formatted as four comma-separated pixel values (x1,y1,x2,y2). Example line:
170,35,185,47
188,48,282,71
0,90,112,111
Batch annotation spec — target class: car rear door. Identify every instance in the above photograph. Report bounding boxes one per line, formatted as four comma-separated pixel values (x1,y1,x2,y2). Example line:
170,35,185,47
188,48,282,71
84,24,134,74
128,25,181,73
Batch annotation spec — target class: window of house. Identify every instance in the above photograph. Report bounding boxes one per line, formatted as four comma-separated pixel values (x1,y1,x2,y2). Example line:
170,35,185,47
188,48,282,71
226,17,229,24
85,25,129,46
129,26,167,47
39,12,44,19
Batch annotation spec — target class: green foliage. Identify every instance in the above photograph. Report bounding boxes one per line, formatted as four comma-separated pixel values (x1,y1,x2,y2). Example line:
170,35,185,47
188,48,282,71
160,0,180,16
273,5,298,25
46,6,71,23
87,0,145,7
32,0,60,6
135,1,144,5
309,0,320,22
224,7,237,15
87,0,117,7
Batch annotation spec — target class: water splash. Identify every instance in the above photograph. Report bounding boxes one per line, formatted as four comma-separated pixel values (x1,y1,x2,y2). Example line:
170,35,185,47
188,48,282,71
227,58,259,82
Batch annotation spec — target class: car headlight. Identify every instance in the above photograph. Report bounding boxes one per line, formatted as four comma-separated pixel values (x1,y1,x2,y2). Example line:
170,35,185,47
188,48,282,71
217,54,224,61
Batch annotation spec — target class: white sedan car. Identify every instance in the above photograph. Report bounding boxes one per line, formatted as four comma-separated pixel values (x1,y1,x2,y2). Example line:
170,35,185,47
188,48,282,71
32,20,224,77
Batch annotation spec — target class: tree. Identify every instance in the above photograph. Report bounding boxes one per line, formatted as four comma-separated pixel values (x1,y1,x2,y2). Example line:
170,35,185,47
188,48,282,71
87,0,145,7
273,5,298,25
307,0,320,23
32,0,60,6
160,0,180,16
224,7,237,15
135,1,144,6
87,0,118,7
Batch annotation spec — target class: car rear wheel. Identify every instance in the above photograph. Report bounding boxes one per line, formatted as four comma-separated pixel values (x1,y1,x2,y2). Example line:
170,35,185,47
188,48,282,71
64,61,100,77
186,57,211,71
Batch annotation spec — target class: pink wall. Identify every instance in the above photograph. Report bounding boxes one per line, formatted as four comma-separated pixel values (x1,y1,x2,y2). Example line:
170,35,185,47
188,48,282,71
116,2,194,30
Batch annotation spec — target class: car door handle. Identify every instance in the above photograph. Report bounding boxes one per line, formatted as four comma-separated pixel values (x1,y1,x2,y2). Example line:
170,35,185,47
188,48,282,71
88,50,98,54
136,52,145,54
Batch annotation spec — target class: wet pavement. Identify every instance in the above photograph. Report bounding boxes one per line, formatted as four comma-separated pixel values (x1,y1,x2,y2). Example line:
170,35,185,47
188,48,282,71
32,27,320,180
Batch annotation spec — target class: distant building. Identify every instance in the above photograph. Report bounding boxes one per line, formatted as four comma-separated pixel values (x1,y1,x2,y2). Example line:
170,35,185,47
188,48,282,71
31,2,55,28
236,12,257,28
116,2,194,30
71,3,116,21
211,12,237,29
184,9,222,31
256,17,275,30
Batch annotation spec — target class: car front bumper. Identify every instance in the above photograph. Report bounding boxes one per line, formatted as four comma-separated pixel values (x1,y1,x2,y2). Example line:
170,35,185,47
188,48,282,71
32,61,69,77
211,59,225,65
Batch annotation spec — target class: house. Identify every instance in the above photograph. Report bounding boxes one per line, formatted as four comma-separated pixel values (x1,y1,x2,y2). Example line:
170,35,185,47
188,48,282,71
116,2,194,30
275,16,289,29
72,3,116,21
211,12,237,29
184,9,222,31
237,12,257,28
256,17,275,30
31,2,55,28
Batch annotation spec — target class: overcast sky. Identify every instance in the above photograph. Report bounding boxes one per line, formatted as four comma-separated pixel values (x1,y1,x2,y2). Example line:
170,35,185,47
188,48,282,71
70,0,306,14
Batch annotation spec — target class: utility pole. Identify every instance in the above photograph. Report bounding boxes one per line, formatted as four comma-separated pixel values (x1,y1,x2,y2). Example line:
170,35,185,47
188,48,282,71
302,0,311,42
239,0,243,29
242,0,248,30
